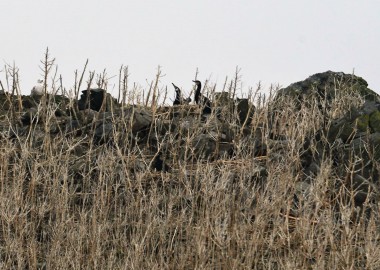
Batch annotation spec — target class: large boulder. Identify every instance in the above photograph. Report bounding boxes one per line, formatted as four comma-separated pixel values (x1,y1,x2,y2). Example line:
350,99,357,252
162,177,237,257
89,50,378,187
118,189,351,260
273,71,380,112
270,72,380,208
78,88,119,112
268,71,380,140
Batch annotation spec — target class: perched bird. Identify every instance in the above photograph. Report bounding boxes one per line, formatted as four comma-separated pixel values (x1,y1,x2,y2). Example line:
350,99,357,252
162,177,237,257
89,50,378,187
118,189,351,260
172,83,182,105
172,83,191,105
193,80,202,105
193,80,212,114
30,79,44,96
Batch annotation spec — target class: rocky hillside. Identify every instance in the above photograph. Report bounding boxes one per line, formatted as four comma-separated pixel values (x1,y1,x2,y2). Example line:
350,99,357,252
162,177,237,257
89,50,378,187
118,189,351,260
0,71,379,268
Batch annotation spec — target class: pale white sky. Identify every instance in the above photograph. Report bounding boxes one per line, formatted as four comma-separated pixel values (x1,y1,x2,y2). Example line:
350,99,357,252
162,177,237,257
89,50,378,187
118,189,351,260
1,1,379,102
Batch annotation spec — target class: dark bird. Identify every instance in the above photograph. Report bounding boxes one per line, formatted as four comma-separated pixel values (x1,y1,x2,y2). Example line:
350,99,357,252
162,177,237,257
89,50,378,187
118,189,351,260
193,80,212,114
172,83,182,105
172,83,191,105
193,80,202,105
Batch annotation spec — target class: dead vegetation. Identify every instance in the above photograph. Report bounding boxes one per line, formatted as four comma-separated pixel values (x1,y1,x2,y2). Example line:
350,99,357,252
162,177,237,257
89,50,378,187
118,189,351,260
0,53,380,269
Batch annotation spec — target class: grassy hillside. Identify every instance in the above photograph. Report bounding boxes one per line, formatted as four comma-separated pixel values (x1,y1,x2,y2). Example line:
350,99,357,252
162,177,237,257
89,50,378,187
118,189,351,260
0,64,380,269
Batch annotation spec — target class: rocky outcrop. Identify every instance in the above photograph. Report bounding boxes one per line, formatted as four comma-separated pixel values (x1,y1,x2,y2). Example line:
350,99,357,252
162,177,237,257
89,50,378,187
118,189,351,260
323,100,380,205
1,71,379,216
0,89,254,168
272,72,380,208
275,71,380,106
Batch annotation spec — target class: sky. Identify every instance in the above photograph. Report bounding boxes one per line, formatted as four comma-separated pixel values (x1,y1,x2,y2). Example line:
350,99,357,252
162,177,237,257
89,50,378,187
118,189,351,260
1,1,379,103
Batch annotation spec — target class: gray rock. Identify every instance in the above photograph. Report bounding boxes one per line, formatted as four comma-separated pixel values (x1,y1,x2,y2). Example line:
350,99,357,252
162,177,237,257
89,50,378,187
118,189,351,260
94,122,114,142
192,134,217,159
77,109,99,124
78,88,120,112
65,119,81,134
124,107,152,132
236,98,255,125
362,100,380,115
303,162,321,178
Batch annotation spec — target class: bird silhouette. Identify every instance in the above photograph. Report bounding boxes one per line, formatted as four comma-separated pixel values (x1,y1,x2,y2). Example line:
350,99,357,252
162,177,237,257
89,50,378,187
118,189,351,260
172,83,182,105
193,80,212,114
172,83,191,105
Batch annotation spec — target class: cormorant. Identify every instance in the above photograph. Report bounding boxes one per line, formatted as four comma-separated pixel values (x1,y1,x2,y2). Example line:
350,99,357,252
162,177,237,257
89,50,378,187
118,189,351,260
172,83,182,105
193,80,202,104
193,80,212,114
172,83,191,105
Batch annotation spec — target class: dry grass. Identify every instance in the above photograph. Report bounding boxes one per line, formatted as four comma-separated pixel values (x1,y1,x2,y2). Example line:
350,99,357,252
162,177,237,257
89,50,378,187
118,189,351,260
0,56,380,269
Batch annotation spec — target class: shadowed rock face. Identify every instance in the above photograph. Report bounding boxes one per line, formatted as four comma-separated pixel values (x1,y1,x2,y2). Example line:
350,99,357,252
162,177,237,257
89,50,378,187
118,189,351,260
78,88,119,112
236,98,254,125
78,89,105,111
